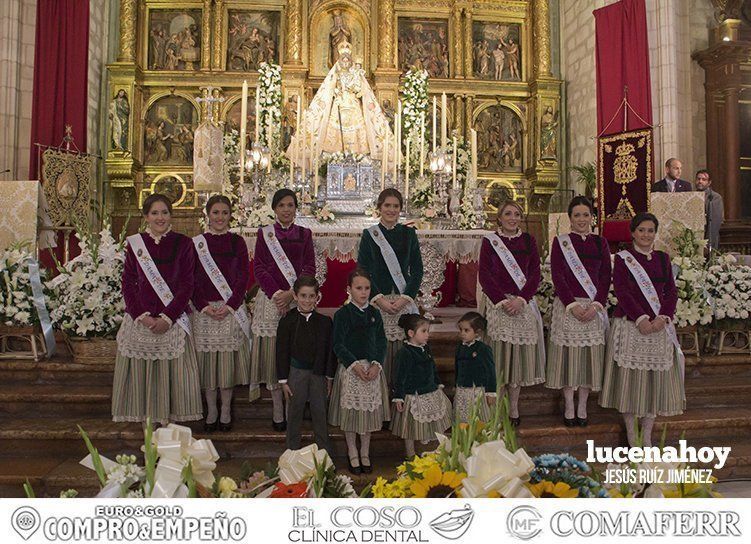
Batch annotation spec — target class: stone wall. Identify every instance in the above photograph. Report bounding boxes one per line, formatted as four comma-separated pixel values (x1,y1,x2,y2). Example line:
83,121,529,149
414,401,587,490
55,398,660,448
88,0,110,158
0,0,36,181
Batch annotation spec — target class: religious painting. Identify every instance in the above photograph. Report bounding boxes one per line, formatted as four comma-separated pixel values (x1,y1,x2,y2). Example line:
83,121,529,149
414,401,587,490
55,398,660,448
310,9,367,77
475,105,523,172
397,18,449,78
472,22,521,81
109,90,130,151
142,173,195,209
147,10,201,71
223,95,259,138
226,10,280,71
280,95,299,151
487,181,523,212
143,96,198,166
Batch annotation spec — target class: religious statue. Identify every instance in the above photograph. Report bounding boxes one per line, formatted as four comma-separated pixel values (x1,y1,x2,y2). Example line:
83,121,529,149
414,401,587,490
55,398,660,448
540,105,559,159
287,40,394,165
328,10,352,68
109,90,130,151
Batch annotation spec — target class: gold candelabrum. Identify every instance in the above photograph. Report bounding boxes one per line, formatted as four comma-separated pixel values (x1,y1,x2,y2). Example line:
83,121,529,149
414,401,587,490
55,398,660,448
105,0,562,237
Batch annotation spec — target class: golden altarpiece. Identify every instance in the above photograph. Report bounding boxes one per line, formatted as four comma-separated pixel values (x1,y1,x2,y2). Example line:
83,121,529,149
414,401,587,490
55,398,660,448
105,0,562,234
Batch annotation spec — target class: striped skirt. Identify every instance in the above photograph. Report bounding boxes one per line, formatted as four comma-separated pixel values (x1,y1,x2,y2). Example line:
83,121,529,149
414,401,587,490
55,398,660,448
598,318,685,417
197,339,251,390
490,339,546,387
112,332,202,424
452,386,493,423
545,343,605,391
390,390,453,441
250,334,281,391
328,364,391,433
384,339,404,390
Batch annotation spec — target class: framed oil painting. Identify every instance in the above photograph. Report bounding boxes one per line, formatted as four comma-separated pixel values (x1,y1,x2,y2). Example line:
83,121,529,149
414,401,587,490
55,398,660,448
143,96,198,166
226,10,280,71
148,10,202,71
397,18,450,78
475,105,523,173
472,22,521,81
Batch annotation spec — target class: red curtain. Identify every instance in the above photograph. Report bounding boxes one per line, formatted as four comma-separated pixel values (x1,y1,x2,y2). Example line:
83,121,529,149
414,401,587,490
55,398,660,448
29,0,90,179
594,0,653,136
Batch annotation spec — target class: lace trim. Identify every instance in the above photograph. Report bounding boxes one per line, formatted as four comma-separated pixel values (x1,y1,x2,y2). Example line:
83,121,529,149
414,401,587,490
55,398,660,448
407,389,448,423
192,301,244,353
117,313,185,360
612,318,674,371
251,292,292,338
550,297,606,347
339,360,383,412
453,386,486,423
379,294,409,342
485,295,538,345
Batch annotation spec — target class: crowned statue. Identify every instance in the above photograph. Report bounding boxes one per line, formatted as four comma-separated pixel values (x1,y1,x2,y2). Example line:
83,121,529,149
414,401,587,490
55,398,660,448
286,40,395,166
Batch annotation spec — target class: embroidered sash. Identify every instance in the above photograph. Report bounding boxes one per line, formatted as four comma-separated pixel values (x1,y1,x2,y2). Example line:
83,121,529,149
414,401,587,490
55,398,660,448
557,234,609,334
484,233,545,357
367,225,419,314
617,250,685,379
127,234,191,335
193,234,251,340
261,224,297,289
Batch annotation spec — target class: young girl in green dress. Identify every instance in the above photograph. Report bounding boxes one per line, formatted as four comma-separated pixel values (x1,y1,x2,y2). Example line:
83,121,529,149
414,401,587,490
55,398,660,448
390,314,452,459
453,312,497,423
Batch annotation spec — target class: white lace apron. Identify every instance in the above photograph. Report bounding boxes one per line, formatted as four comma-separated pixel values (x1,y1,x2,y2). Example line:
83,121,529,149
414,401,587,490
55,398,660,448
408,388,448,423
485,294,539,345
550,297,606,347
379,294,409,342
612,318,674,371
340,360,383,412
117,313,185,360
191,301,244,353
453,386,486,423
251,293,294,338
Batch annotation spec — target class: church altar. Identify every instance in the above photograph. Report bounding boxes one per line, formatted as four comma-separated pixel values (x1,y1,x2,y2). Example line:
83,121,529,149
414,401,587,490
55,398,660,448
241,226,488,308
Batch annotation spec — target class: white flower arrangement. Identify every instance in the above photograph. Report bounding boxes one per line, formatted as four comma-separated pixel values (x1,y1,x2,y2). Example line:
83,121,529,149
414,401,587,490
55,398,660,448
244,203,276,228
49,222,126,338
320,151,370,165
706,255,751,324
400,68,429,173
312,203,336,223
669,227,713,328
454,188,487,230
535,262,555,327
0,243,52,328
257,62,282,154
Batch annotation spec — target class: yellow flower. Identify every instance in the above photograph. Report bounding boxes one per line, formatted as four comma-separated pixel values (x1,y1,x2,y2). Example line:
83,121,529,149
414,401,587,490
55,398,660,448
410,464,466,498
528,480,579,498
217,477,239,498
397,453,439,476
607,488,634,498
372,477,411,498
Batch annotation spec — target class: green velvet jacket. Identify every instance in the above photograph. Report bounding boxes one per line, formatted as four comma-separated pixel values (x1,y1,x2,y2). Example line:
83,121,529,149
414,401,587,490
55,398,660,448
332,303,387,368
392,343,442,401
454,341,497,393
356,223,423,299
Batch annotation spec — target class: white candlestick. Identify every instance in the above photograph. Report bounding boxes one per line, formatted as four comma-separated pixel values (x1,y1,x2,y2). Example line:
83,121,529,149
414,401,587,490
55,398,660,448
382,130,389,190
240,80,248,186
396,100,402,171
432,96,437,152
452,136,458,190
441,92,447,148
470,129,477,182
314,141,320,197
254,87,260,143
405,137,411,204
419,115,425,177
301,112,306,184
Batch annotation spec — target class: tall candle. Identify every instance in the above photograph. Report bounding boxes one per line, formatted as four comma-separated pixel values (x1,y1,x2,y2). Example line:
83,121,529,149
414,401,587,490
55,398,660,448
470,129,477,182
452,136,458,190
314,141,320,197
301,112,306,185
419,115,425,177
240,80,248,186
405,137,411,204
396,100,402,170
382,130,389,190
441,92,447,148
254,88,260,142
432,96,437,152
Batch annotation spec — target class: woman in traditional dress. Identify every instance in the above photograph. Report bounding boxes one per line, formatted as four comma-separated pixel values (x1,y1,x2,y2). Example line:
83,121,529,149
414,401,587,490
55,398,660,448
478,200,545,426
547,196,611,427
112,194,202,426
599,212,685,447
192,195,251,432
251,189,316,431
357,188,423,390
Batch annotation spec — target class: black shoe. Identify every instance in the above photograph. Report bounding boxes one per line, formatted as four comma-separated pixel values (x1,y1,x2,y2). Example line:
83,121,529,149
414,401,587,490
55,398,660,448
381,421,390,431
564,417,577,427
361,458,372,474
272,420,287,432
348,457,361,475
204,420,217,433
510,417,521,427
576,416,588,427
219,420,232,432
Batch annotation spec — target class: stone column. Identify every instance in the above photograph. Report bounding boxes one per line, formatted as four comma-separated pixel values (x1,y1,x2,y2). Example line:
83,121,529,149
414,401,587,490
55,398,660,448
723,85,741,221
213,0,224,69
451,7,463,78
117,0,136,63
532,0,551,79
285,0,303,65
377,0,395,69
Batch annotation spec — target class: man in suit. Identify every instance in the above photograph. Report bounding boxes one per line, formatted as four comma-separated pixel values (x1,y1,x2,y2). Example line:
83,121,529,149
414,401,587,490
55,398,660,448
652,158,692,192
695,169,724,251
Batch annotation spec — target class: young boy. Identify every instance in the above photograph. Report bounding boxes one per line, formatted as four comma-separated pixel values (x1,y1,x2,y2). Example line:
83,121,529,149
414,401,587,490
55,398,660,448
276,275,335,453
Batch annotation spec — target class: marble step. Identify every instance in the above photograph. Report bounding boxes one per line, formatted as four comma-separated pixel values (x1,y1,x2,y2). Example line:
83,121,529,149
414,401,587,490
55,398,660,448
2,374,750,418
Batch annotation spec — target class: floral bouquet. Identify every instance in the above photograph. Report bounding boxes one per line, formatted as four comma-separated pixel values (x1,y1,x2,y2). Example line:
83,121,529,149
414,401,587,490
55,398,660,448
0,243,52,328
706,253,751,325
49,222,126,338
528,454,609,498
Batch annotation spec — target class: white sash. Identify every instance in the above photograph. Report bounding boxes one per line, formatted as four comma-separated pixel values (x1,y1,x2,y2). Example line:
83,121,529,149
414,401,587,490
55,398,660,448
557,234,609,333
127,234,191,336
261,224,297,289
484,233,545,357
367,224,419,314
617,250,685,379
193,234,251,340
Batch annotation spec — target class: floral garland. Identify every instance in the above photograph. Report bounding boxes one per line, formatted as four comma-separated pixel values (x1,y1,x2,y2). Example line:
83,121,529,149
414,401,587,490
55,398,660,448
400,68,429,174
257,62,282,155
49,222,126,338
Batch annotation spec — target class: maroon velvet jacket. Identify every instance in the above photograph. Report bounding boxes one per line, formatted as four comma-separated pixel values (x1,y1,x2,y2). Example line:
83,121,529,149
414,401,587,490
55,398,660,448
551,233,612,307
613,248,677,322
479,231,541,305
192,232,250,312
253,222,316,299
122,231,195,322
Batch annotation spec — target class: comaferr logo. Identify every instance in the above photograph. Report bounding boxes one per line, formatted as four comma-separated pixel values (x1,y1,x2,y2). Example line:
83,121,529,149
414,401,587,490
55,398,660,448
507,505,543,541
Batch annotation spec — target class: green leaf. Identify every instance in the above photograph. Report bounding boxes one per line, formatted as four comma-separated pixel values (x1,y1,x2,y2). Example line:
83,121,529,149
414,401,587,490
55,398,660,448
78,425,107,486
